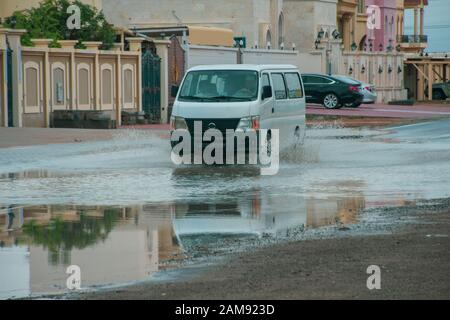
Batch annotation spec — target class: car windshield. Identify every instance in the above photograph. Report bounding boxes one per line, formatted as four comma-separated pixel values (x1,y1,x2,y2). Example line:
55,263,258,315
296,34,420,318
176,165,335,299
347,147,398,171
179,70,259,102
332,75,361,85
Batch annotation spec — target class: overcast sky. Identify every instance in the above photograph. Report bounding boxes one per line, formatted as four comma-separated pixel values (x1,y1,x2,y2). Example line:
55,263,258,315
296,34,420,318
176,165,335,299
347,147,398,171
404,0,450,52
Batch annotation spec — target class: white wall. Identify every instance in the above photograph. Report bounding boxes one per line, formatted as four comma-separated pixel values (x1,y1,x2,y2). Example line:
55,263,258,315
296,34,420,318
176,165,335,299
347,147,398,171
188,45,238,68
296,52,324,73
241,48,298,65
187,45,310,71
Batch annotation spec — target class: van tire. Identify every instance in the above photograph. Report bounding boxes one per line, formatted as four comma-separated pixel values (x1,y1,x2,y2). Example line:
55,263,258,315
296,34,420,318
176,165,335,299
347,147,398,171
266,130,272,157
294,126,305,146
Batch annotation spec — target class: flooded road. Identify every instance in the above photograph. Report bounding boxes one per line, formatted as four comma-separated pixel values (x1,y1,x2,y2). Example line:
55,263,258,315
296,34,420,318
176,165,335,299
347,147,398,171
1,118,450,299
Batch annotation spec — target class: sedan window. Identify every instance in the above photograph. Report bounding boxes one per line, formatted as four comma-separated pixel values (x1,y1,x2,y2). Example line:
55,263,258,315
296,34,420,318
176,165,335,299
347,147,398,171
309,76,332,84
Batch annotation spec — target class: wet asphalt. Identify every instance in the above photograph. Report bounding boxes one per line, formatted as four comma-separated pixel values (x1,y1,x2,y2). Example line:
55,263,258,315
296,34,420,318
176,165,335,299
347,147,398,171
0,118,449,299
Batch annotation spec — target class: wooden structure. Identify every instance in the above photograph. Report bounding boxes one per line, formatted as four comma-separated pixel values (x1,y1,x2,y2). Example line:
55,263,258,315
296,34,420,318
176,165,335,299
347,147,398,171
404,55,450,101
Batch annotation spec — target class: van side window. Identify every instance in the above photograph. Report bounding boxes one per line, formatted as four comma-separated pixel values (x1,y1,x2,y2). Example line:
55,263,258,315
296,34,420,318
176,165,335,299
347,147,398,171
262,73,270,87
271,73,287,100
285,73,303,99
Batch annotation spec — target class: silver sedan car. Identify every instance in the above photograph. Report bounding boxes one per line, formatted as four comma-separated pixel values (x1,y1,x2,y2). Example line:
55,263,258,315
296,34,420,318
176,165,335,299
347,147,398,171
359,82,377,104
332,75,377,106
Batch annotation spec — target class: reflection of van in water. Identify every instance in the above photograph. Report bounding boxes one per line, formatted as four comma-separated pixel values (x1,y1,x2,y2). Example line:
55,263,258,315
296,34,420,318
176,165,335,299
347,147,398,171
170,65,306,154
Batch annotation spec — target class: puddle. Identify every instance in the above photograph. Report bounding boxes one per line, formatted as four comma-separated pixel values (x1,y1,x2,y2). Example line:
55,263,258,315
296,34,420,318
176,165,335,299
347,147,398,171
1,119,450,299
0,192,367,299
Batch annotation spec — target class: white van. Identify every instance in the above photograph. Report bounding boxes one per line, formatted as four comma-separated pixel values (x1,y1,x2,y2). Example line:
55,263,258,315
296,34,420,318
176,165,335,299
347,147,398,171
170,64,306,156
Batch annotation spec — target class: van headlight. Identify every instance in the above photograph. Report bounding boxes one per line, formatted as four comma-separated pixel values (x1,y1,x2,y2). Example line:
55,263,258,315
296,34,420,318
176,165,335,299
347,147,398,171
170,116,188,131
236,116,260,131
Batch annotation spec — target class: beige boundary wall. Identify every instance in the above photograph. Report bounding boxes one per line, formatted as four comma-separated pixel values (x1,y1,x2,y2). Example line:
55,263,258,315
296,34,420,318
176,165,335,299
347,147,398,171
0,29,149,128
340,51,407,103
296,38,407,103
185,43,405,103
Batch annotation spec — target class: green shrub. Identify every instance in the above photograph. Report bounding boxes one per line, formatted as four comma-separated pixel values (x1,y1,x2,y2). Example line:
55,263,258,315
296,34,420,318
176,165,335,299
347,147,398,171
4,0,115,50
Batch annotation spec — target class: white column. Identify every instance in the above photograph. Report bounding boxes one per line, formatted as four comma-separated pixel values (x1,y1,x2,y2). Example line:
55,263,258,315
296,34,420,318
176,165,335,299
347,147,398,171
7,30,27,127
420,8,424,36
414,8,418,37
154,40,171,124
0,29,8,127
116,54,122,127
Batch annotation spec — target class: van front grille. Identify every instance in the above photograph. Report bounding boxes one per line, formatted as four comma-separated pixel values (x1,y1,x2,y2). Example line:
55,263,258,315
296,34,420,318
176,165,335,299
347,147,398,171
185,118,241,136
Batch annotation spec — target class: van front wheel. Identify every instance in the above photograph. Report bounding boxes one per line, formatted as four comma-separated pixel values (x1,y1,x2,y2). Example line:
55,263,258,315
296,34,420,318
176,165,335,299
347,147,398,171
294,126,305,147
266,131,272,157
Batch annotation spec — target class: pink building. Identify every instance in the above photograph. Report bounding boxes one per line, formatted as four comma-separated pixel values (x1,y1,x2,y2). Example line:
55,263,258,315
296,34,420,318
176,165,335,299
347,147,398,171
364,0,398,52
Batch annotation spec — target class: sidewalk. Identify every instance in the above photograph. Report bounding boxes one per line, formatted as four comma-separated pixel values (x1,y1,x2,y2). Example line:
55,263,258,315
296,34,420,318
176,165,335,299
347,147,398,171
1,103,449,149
307,102,450,119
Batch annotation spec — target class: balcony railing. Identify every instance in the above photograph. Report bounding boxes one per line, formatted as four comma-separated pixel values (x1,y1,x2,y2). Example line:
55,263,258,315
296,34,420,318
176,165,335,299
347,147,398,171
397,35,428,44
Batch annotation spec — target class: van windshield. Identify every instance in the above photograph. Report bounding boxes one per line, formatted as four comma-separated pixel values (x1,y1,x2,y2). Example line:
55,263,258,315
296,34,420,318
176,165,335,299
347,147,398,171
178,70,259,102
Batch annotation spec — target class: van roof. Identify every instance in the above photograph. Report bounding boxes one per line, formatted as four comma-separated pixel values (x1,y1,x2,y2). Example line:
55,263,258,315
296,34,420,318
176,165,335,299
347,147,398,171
188,64,299,72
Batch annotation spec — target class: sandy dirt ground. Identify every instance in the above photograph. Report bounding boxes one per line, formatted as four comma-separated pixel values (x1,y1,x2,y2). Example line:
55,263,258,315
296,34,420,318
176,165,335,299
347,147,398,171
78,199,450,300
0,127,114,149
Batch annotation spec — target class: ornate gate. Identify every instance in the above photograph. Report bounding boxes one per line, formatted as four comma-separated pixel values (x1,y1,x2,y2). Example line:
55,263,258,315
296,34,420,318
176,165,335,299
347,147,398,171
142,49,161,122
6,42,13,127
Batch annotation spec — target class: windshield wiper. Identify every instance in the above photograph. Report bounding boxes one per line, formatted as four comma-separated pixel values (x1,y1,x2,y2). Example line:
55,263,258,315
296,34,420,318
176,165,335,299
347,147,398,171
179,95,252,102
179,95,211,101
208,96,252,101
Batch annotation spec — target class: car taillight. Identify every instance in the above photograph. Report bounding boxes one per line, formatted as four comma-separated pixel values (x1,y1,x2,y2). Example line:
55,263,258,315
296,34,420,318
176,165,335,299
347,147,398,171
365,86,372,92
349,85,359,92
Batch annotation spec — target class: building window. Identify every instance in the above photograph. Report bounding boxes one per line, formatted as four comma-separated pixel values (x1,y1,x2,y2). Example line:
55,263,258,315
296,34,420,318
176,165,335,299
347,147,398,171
385,15,388,35
78,68,90,106
278,13,284,48
23,61,41,113
26,67,39,108
266,29,272,48
357,0,365,14
123,64,135,108
53,68,65,105
102,68,113,106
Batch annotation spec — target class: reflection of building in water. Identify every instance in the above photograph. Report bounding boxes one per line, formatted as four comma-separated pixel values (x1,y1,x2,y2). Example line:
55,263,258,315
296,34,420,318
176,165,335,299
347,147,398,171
172,193,308,236
0,246,30,299
307,196,365,228
0,189,372,298
172,191,368,236
0,204,182,298
140,204,184,266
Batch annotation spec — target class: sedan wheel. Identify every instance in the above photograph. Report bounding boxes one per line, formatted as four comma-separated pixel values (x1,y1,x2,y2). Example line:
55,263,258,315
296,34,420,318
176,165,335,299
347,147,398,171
345,102,362,108
323,93,339,109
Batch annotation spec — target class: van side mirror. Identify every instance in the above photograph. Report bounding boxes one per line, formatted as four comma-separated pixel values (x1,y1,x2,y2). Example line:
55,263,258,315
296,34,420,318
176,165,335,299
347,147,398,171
171,85,179,98
262,85,273,100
